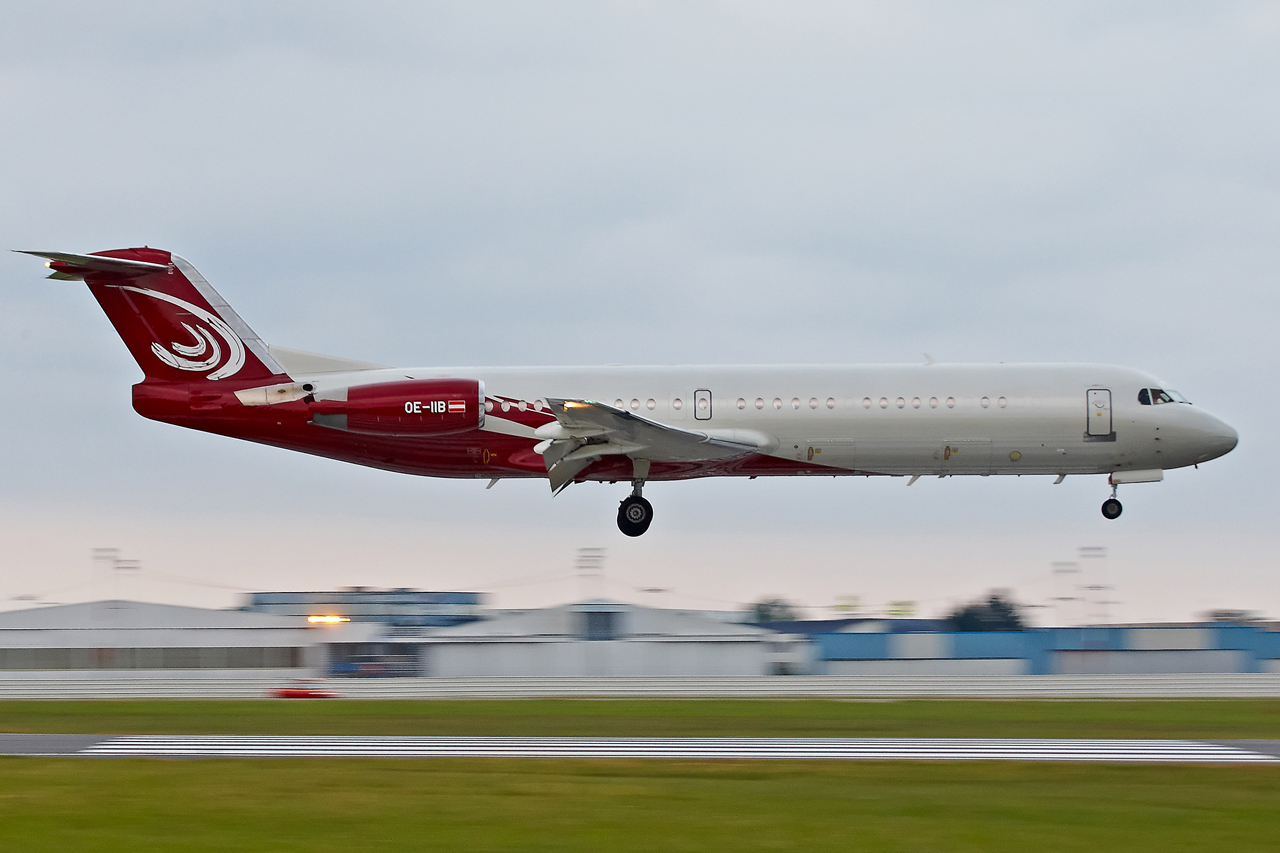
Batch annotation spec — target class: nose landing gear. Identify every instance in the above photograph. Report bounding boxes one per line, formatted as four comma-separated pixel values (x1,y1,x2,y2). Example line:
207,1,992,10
1101,482,1122,520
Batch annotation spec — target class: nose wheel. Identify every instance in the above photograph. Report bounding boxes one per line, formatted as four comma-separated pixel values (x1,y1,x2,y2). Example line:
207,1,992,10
1101,482,1123,520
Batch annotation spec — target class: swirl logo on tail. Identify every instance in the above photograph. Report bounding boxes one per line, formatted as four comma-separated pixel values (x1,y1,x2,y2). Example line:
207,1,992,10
118,286,246,380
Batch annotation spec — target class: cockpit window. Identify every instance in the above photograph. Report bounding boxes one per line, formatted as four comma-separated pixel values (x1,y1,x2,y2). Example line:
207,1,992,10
1146,388,1190,405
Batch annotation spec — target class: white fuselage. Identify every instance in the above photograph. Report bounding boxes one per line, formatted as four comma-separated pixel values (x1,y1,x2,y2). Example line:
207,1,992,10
299,362,1238,478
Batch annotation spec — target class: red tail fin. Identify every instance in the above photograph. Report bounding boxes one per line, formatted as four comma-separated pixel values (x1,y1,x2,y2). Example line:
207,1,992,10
22,248,288,386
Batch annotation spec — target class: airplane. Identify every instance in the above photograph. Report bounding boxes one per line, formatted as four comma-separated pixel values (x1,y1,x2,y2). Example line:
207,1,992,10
20,247,1238,536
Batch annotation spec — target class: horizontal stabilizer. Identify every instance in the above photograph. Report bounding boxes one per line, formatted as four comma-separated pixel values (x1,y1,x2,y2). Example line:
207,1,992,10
17,250,169,279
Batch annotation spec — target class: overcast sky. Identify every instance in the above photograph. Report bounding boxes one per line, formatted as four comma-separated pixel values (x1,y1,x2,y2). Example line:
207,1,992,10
1,2,1276,622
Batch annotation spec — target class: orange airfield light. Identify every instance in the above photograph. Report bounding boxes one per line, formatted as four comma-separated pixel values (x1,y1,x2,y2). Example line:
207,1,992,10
307,615,350,624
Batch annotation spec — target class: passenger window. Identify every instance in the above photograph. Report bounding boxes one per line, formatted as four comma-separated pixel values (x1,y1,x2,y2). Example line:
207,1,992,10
1138,389,1150,405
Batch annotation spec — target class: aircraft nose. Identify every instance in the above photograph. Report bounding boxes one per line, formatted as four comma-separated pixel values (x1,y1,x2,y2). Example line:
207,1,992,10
1195,414,1238,463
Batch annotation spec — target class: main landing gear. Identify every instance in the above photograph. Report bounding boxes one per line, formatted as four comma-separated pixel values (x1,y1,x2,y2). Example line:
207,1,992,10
1101,482,1123,520
618,492,653,537
617,459,653,537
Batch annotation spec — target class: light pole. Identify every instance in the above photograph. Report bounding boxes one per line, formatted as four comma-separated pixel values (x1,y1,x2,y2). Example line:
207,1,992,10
1078,546,1109,624
92,548,141,602
575,547,606,601
1050,561,1080,626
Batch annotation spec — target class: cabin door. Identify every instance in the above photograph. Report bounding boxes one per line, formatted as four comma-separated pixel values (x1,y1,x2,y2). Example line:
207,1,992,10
1086,389,1112,437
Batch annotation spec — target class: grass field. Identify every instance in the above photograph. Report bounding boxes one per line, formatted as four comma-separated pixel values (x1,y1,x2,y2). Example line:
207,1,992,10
3,700,1278,851
2,757,1278,851
1,697,1279,738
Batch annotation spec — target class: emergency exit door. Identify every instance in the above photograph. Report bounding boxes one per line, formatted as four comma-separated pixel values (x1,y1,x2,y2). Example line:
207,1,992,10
694,389,712,420
1087,389,1112,436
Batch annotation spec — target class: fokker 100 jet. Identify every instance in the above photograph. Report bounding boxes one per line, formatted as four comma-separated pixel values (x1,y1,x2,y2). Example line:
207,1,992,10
22,248,1238,536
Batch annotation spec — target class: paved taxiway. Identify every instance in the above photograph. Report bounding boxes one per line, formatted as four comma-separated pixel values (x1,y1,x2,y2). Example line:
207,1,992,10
3,734,1278,762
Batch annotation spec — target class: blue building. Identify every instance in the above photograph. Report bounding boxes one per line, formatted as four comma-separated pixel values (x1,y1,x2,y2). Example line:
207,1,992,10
807,624,1280,675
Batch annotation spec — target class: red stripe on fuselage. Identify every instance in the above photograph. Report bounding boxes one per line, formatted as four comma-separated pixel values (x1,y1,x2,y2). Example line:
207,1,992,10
133,384,857,482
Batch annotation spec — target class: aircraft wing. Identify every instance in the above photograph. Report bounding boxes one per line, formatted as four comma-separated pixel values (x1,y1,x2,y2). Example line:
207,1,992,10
538,398,767,493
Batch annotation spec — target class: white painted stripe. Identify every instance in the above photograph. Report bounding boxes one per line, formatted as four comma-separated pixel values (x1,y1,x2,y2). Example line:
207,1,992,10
79,736,1278,763
5,675,1280,700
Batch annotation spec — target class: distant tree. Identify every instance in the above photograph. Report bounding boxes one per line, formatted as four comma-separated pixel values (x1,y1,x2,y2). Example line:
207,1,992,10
749,597,799,623
946,591,1025,632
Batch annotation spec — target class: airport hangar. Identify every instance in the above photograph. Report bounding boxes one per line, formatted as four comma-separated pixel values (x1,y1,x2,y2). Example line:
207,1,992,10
0,595,806,679
1,590,1279,680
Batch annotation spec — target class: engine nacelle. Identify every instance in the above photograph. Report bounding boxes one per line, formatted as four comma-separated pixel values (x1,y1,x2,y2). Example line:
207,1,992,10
310,378,484,436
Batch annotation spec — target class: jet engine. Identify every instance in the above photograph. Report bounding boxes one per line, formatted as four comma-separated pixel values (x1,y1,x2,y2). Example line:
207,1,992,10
309,378,485,436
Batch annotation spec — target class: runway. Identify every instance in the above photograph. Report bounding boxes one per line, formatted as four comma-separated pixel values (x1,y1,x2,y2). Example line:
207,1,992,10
3,734,1277,762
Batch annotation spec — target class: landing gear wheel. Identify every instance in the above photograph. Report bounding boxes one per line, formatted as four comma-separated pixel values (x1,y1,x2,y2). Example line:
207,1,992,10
617,496,654,537
1101,498,1123,520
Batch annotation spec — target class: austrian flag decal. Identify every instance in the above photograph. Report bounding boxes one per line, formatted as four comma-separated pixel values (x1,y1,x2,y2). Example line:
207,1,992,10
447,400,466,413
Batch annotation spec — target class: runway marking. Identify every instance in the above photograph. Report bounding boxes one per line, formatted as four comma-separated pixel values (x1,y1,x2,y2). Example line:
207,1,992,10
78,736,1279,763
